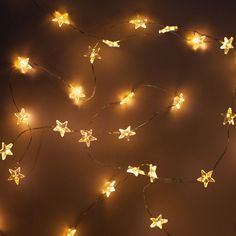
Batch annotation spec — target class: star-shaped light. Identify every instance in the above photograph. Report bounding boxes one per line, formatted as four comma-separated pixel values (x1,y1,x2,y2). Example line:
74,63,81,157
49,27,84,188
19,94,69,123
118,126,136,141
52,11,70,27
84,44,101,64
53,120,71,137
189,33,206,50
129,16,148,29
148,164,158,183
8,167,25,185
103,181,116,198
127,166,145,177
173,93,185,110
221,107,236,125
0,142,13,160
120,92,134,105
220,37,234,54
197,169,215,188
14,57,32,74
14,108,30,125
65,228,77,236
150,214,168,229
159,26,178,34
79,129,97,147
69,86,86,105
102,39,120,48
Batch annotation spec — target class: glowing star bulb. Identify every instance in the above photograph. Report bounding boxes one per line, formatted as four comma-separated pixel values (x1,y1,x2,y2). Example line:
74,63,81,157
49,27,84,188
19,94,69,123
79,129,97,147
197,169,215,188
103,181,116,198
0,142,13,160
220,37,234,54
222,107,236,125
120,92,134,105
118,126,136,141
8,167,25,185
52,11,70,27
69,86,86,105
127,166,145,177
65,228,77,236
159,26,178,34
14,57,32,74
53,120,71,137
14,108,30,125
129,16,148,29
189,33,206,50
148,164,158,183
173,93,185,110
84,44,101,64
150,214,168,229
102,40,120,48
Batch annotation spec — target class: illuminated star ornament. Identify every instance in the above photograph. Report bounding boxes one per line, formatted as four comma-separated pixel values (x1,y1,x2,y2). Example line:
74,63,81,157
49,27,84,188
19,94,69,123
53,120,71,137
14,108,30,125
129,16,148,29
173,93,185,110
221,107,236,125
69,86,86,105
103,181,116,197
127,166,145,177
189,33,206,50
118,126,136,141
79,129,97,147
102,39,120,48
84,44,101,64
0,142,13,160
52,11,70,27
197,169,215,188
220,37,234,54
120,92,134,105
8,167,25,185
65,228,77,236
159,26,178,34
148,164,158,183
14,57,32,74
150,214,168,229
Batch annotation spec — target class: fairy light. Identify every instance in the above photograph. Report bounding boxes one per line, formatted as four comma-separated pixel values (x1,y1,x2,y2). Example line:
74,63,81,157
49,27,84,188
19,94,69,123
65,228,77,236
129,16,148,29
8,167,25,185
102,181,116,198
53,120,71,137
188,32,206,50
79,129,97,147
127,166,145,176
84,44,101,64
159,26,178,34
102,40,120,48
69,86,86,105
220,37,234,54
150,214,168,229
221,107,236,125
172,93,185,110
118,126,136,141
197,169,215,188
14,108,30,125
148,164,158,183
0,142,13,160
52,11,70,27
120,92,134,105
14,57,32,74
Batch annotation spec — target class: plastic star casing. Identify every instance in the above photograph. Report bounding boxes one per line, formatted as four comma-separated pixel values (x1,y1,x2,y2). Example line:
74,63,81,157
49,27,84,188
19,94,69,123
65,228,77,236
52,11,70,27
8,167,25,185
129,16,148,29
150,214,168,229
103,181,116,198
53,120,71,137
197,169,215,188
79,129,97,147
84,44,101,64
14,108,30,125
220,37,234,54
0,142,13,160
69,86,86,105
173,93,185,110
14,57,32,74
102,40,120,48
222,107,236,125
118,126,136,141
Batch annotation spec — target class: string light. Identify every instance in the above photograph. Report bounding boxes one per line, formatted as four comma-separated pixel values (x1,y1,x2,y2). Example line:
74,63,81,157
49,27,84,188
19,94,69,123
102,181,116,197
220,37,234,54
150,214,168,229
159,26,178,34
84,44,101,64
102,40,120,48
65,228,77,236
14,57,32,74
221,107,236,125
8,167,25,185
188,32,206,50
148,164,158,183
69,86,86,105
14,108,30,125
79,129,97,147
172,93,185,110
197,169,215,188
127,166,145,176
129,16,148,29
118,126,136,141
120,92,134,105
0,142,13,160
53,120,71,137
52,11,70,27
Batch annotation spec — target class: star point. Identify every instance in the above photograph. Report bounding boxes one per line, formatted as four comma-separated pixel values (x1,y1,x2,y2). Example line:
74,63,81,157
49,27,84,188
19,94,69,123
220,37,234,54
84,44,101,64
14,108,30,125
8,167,25,185
14,57,32,74
53,120,71,137
103,181,116,197
118,126,136,141
150,214,168,229
197,169,215,188
148,164,158,183
0,142,13,160
79,129,97,147
52,11,70,27
129,16,148,29
221,107,236,125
